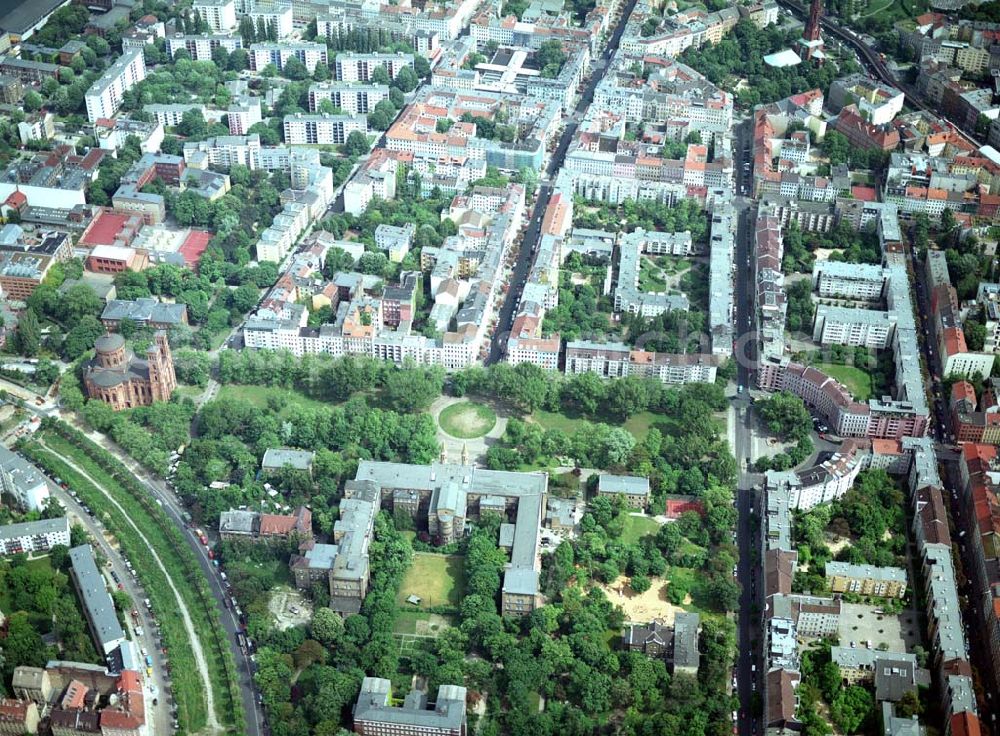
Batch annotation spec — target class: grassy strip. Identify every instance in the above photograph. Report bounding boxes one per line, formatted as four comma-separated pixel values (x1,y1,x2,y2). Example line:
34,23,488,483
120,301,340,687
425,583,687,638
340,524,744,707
24,424,244,733
23,444,208,731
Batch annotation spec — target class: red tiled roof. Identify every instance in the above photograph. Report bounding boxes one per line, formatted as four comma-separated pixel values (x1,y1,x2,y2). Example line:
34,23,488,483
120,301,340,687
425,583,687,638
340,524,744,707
951,712,982,736
80,211,130,247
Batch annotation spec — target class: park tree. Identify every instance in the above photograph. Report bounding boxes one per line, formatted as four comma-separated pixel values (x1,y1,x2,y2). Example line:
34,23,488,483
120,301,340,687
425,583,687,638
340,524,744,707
343,130,369,156
16,308,41,357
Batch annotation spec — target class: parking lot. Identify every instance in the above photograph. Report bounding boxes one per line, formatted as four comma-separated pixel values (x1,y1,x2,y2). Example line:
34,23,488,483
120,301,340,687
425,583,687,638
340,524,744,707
837,602,920,653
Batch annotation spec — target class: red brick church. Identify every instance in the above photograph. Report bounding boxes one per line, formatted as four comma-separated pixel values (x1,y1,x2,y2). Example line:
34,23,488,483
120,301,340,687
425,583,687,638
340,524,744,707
83,331,176,411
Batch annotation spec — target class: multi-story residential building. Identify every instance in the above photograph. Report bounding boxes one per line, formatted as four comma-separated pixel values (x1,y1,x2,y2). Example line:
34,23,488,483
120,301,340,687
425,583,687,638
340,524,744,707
0,448,49,513
828,73,905,126
352,678,467,736
68,545,127,656
812,305,896,349
958,443,1000,697
812,261,886,300
0,517,70,556
763,440,868,510
228,95,262,135
282,113,367,145
192,0,236,31
145,103,209,127
0,56,60,82
165,33,244,61
84,48,147,123
563,341,719,384
249,42,328,73
334,52,414,82
244,0,293,39
308,81,389,114
596,474,650,509
374,223,415,263
825,561,908,598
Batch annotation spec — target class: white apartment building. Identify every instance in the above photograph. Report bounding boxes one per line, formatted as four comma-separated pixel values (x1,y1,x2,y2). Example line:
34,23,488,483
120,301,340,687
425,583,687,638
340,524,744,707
193,0,237,32
245,2,293,39
813,260,886,300
0,447,49,511
165,34,243,62
374,223,415,263
334,52,415,82
228,95,262,135
308,82,389,114
184,134,262,169
0,517,71,556
250,42,328,73
84,48,147,123
944,349,996,379
145,103,207,127
813,305,896,349
283,113,367,145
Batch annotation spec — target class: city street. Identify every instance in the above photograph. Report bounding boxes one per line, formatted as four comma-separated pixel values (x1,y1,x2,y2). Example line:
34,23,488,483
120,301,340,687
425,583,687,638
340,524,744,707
486,0,639,364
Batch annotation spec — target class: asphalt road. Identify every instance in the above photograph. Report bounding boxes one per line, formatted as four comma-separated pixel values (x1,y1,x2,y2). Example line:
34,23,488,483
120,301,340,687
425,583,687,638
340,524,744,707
731,115,764,736
121,461,266,736
486,0,639,365
45,477,174,736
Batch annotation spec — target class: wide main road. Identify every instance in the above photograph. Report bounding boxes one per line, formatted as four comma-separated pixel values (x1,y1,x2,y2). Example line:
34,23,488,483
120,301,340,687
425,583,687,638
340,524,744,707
486,0,640,364
732,116,763,736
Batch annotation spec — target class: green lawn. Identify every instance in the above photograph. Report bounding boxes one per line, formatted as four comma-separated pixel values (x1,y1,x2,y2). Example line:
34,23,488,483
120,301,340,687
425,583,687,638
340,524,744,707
621,515,661,545
396,553,466,609
638,259,667,292
216,384,329,416
531,409,659,441
815,363,873,401
438,401,497,439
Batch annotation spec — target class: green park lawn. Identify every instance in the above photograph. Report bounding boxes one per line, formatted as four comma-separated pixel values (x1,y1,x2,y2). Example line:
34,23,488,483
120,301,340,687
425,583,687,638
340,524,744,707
438,401,497,439
396,553,466,609
815,363,873,401
216,384,329,416
531,409,658,441
620,515,661,545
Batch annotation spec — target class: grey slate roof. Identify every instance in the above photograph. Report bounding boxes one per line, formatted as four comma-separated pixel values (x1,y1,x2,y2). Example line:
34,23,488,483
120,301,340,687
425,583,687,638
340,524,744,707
102,297,187,326
69,545,125,653
672,612,701,670
598,474,651,497
262,448,315,471
353,677,467,732
0,516,69,542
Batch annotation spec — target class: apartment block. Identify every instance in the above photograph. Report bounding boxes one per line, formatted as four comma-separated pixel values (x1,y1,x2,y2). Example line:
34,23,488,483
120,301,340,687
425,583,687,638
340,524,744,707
165,34,243,62
334,52,414,82
282,113,367,145
813,305,896,349
0,447,50,512
249,42,328,73
192,0,236,31
812,260,886,300
825,561,908,598
68,545,127,656
84,48,147,123
308,81,389,114
0,517,71,556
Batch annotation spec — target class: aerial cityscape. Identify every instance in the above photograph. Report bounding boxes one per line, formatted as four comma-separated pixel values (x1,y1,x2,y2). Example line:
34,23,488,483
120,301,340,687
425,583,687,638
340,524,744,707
0,0,999,732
